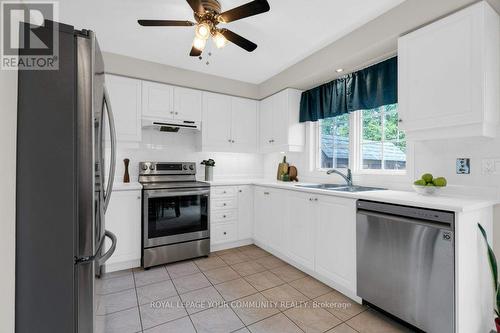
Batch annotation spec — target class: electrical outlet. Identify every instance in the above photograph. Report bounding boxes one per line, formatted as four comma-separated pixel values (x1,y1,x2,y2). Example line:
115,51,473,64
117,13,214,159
482,159,500,175
456,158,470,174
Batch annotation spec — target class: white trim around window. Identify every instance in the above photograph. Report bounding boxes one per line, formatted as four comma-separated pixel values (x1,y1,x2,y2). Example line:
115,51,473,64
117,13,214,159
314,109,408,176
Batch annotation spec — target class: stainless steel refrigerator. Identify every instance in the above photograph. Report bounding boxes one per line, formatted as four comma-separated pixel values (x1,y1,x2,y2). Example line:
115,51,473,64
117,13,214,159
16,21,117,333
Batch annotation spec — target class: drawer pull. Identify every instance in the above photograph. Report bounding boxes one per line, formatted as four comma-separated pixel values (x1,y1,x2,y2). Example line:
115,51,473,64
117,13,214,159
223,232,227,235
264,192,270,195
223,203,227,206
223,215,227,218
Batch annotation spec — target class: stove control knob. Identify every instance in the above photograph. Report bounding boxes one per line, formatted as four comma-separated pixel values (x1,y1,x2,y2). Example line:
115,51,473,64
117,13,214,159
189,165,194,170
141,164,148,171
149,164,155,170
183,165,188,170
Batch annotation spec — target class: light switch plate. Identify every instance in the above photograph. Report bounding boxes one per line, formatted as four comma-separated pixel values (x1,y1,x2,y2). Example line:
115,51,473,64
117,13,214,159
456,158,470,174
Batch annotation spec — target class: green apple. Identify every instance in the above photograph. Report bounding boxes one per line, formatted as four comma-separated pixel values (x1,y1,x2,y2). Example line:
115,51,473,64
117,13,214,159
433,177,447,187
421,173,433,183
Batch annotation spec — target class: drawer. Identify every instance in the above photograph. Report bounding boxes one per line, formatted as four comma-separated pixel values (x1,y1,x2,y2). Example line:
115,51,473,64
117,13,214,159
211,186,237,198
211,210,237,223
211,223,237,244
211,197,236,210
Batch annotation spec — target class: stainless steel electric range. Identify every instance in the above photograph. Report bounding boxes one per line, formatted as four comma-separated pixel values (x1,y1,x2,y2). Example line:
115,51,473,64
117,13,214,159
139,162,210,268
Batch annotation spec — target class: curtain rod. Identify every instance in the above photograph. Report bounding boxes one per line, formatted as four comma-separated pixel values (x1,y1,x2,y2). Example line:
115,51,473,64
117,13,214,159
319,50,397,87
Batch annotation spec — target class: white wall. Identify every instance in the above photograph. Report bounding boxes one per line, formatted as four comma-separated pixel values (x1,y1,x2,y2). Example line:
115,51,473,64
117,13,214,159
0,70,17,333
112,129,264,183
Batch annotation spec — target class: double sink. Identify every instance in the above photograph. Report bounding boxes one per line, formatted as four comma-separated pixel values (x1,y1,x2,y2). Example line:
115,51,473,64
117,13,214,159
295,184,386,193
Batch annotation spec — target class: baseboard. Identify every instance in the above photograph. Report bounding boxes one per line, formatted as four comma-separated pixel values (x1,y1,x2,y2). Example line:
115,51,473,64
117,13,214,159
104,259,141,273
253,240,361,303
210,239,253,252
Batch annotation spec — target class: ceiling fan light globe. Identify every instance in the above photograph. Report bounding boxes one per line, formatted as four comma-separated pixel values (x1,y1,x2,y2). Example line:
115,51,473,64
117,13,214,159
193,37,207,51
213,32,227,48
195,22,211,40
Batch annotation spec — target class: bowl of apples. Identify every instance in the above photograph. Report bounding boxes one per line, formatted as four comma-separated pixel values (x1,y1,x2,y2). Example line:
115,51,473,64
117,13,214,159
413,173,447,196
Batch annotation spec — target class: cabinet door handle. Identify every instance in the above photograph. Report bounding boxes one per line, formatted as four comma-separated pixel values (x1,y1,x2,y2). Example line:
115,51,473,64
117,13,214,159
228,139,232,142
170,111,174,114
137,196,141,200
239,190,242,193
223,232,227,235
232,140,235,143
223,203,227,206
263,192,270,195
175,112,179,115
398,119,403,123
309,198,313,201
314,198,318,201
223,215,227,218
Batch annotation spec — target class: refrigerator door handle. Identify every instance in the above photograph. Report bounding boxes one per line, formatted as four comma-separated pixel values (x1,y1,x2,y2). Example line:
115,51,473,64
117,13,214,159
102,84,116,213
97,230,117,265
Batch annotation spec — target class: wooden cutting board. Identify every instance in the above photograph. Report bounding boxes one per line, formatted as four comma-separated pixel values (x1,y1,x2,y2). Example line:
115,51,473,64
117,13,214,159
289,166,298,182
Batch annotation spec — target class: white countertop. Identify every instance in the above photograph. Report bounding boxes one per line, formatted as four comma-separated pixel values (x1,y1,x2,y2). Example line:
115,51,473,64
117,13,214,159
113,182,142,191
209,179,498,212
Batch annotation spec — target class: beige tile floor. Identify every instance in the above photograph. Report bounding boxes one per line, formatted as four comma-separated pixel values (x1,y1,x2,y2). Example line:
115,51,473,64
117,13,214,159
96,245,416,333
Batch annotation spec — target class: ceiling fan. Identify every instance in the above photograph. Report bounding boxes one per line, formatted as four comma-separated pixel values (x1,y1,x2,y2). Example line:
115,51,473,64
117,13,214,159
138,0,270,57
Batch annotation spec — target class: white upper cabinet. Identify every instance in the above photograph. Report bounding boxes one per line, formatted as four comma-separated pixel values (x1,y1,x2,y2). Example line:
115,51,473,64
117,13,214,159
398,1,500,140
202,92,232,149
231,97,258,151
201,92,258,153
105,75,142,142
142,81,174,119
142,81,202,122
259,89,305,153
174,86,202,122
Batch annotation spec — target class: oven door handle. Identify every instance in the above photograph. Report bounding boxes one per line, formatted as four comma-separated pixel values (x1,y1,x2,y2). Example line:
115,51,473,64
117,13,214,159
145,189,210,198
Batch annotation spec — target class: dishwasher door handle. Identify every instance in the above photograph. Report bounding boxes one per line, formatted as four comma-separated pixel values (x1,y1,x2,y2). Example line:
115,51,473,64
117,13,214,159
357,210,453,230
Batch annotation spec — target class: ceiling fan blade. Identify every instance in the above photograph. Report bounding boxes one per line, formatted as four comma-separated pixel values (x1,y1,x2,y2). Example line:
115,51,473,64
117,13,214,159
220,29,257,52
138,20,195,27
190,46,202,57
186,0,205,15
218,0,270,23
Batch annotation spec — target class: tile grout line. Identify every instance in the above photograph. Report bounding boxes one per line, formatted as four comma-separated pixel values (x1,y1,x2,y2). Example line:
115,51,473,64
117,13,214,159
132,269,145,333
196,258,248,330
164,264,200,333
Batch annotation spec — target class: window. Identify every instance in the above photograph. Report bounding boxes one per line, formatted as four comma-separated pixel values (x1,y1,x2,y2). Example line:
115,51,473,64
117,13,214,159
360,104,406,171
318,114,350,169
317,104,406,172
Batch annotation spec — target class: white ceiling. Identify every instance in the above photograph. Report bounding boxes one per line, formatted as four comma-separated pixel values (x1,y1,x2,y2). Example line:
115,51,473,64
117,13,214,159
59,0,405,84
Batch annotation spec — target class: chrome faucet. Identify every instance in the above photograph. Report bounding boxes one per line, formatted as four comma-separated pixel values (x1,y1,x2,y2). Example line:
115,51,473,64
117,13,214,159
326,168,353,186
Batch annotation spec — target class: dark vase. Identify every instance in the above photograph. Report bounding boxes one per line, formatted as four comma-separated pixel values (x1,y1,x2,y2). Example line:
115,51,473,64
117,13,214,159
123,158,130,183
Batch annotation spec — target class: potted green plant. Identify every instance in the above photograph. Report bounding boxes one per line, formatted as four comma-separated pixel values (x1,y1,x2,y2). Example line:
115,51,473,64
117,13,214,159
201,159,215,181
478,223,500,332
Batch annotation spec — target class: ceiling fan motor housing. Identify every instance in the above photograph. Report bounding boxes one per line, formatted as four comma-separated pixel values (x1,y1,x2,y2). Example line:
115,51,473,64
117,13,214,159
201,0,222,14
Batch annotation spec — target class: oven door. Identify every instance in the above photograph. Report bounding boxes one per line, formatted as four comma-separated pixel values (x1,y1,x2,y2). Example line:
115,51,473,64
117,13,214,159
143,188,210,248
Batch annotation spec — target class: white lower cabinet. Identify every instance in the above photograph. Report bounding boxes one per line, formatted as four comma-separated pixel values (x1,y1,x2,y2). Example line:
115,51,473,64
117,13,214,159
237,186,254,240
315,195,357,293
254,186,357,296
254,187,286,253
104,188,142,272
210,185,254,248
285,191,316,271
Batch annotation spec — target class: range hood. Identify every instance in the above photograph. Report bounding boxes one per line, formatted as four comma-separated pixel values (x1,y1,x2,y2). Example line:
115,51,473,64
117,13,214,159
142,118,201,132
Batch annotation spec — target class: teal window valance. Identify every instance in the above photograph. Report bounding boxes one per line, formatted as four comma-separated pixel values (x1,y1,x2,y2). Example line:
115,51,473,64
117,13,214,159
299,57,398,123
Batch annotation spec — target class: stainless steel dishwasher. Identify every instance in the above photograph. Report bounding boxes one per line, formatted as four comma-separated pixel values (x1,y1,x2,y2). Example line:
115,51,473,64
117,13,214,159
356,200,455,333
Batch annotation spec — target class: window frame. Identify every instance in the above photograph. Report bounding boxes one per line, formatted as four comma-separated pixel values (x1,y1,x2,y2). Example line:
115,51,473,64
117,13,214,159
315,107,407,175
